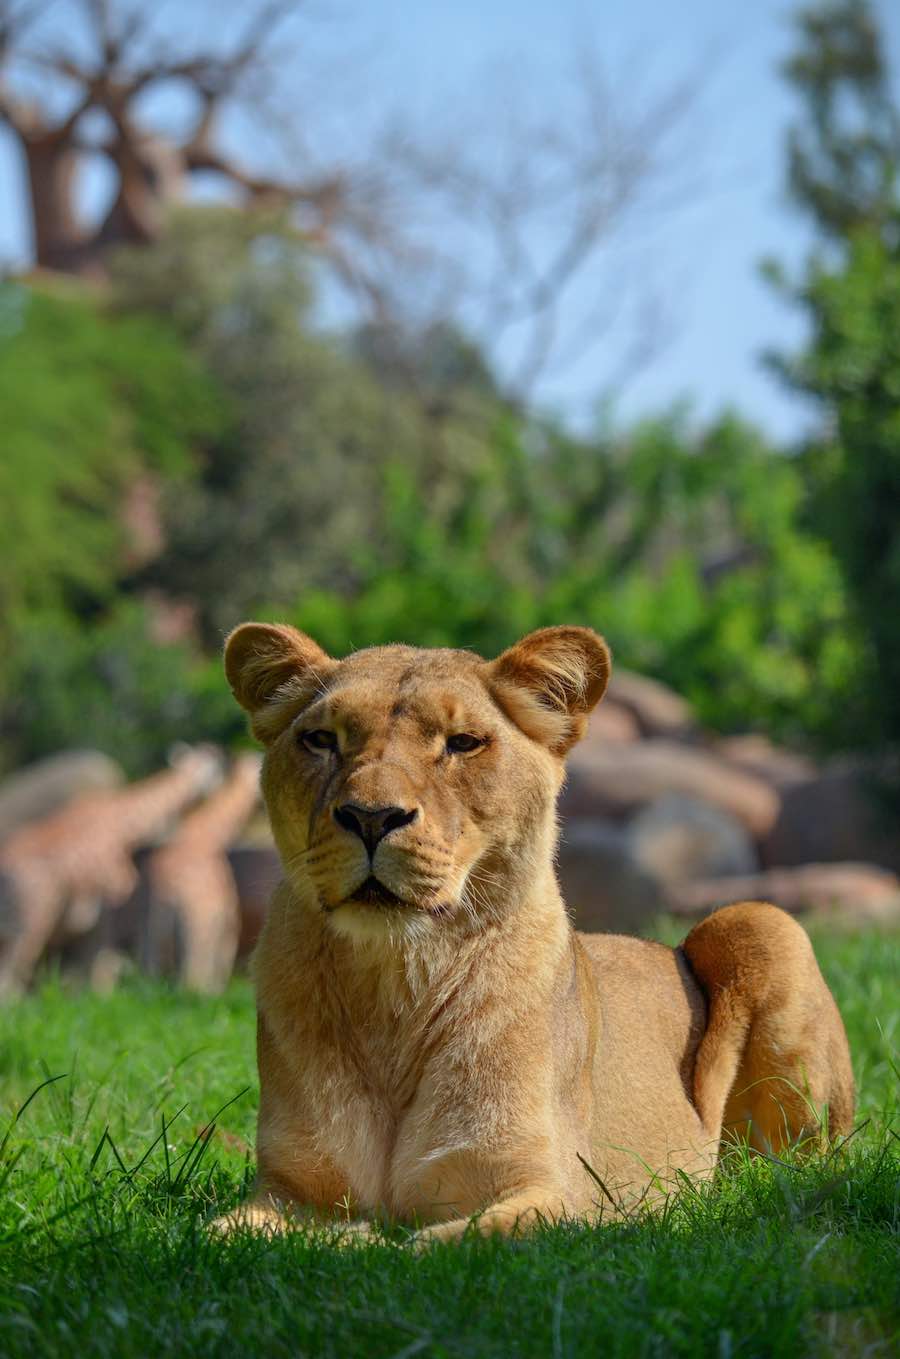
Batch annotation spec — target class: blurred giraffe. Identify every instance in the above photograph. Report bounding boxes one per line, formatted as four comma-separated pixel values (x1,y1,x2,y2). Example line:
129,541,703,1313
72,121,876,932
143,753,263,992
0,747,222,994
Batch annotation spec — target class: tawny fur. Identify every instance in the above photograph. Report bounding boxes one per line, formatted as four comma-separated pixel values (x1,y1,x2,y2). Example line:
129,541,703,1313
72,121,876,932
214,623,854,1242
682,902,854,1152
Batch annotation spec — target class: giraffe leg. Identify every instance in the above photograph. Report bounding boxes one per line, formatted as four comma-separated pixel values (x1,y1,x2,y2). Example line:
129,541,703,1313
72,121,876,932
0,876,62,994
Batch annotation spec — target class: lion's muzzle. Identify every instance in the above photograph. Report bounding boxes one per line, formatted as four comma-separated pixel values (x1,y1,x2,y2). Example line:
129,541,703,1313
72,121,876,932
333,802,420,857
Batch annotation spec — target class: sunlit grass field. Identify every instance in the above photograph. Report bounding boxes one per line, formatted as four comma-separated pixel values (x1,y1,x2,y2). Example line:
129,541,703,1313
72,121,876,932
0,924,897,1357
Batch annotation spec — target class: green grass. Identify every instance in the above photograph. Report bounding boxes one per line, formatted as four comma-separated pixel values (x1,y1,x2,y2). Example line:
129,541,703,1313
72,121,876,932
0,925,897,1358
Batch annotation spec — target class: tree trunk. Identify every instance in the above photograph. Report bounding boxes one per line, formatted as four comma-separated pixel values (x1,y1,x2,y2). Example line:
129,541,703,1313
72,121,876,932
23,133,94,274
96,134,186,252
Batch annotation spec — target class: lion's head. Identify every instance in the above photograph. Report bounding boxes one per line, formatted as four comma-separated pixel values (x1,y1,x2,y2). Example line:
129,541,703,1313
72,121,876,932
225,624,610,944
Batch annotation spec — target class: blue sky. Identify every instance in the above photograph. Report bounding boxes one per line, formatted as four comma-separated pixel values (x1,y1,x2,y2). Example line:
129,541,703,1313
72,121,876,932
2,0,899,440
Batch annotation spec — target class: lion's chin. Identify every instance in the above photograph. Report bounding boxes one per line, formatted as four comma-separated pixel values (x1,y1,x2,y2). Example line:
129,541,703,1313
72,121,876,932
323,877,455,947
326,900,433,947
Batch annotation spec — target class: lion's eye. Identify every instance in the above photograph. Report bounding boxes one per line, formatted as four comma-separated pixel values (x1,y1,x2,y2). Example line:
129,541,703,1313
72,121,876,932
300,729,338,753
446,733,484,755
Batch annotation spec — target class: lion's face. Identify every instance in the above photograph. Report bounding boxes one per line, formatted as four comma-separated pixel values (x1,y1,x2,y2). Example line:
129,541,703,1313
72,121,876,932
225,624,610,943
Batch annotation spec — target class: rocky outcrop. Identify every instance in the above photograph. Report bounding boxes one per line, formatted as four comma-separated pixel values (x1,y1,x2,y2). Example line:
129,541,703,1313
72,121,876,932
667,862,900,926
2,660,895,983
229,845,282,959
581,700,642,747
605,670,695,740
563,741,780,838
716,734,818,788
761,759,900,873
557,820,664,935
627,794,758,885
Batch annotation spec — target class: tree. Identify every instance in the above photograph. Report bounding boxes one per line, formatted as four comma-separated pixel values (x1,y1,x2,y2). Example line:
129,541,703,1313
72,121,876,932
0,276,223,626
277,407,855,749
770,0,900,749
0,273,232,774
106,209,501,643
782,0,899,241
0,0,699,400
0,0,346,275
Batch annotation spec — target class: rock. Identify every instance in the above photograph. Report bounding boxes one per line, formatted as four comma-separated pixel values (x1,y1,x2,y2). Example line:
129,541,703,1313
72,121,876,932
716,734,818,788
557,819,664,935
627,794,759,885
761,758,900,872
0,751,124,841
667,862,900,926
605,670,695,740
582,700,642,747
562,741,781,838
229,844,282,958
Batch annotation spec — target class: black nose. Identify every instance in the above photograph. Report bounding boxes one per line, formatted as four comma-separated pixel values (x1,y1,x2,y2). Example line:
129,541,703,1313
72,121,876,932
333,802,419,856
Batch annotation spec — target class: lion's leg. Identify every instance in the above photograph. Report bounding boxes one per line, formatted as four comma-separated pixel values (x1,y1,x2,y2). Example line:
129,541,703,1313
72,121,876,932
209,1190,296,1237
211,1013,375,1238
210,1179,376,1240
684,902,855,1155
686,990,751,1143
721,992,855,1154
414,1186,568,1247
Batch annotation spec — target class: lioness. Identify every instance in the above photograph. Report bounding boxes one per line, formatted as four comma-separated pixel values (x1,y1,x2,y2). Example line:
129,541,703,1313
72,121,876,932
218,622,854,1242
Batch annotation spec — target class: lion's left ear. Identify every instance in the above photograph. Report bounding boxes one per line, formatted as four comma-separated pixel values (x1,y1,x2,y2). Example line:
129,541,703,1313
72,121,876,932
487,626,611,756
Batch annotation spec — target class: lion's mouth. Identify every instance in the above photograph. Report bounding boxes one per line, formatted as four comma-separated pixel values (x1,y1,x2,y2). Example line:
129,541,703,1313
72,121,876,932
348,875,407,909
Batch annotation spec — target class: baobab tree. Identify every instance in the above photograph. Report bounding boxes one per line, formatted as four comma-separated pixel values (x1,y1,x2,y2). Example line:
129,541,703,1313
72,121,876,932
0,0,350,275
0,0,700,396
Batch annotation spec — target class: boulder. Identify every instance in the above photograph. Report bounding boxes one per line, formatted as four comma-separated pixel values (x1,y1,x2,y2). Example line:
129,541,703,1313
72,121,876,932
582,700,641,747
562,741,781,838
0,751,124,841
667,862,900,926
557,819,664,935
716,734,818,788
605,670,695,740
627,793,758,885
761,758,900,872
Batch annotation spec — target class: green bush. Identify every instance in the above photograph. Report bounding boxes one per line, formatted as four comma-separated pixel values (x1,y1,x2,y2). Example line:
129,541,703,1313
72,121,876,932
0,209,871,772
768,0,900,753
3,603,243,778
273,412,857,749
0,281,224,624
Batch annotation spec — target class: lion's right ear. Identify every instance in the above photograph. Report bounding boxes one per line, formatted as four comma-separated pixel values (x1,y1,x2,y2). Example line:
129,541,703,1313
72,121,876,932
224,622,336,742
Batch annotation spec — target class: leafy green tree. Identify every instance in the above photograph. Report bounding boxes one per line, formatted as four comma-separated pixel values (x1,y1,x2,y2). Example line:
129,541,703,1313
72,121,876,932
782,0,899,240
0,204,863,773
770,0,900,747
277,409,854,747
603,414,858,743
110,209,502,643
0,280,222,626
0,278,229,774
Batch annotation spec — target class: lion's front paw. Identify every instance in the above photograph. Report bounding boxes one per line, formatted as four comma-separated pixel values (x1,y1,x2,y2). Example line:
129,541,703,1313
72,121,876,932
411,1217,473,1250
207,1201,294,1237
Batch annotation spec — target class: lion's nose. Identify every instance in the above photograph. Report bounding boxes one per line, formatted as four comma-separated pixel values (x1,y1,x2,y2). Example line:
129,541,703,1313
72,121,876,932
333,802,419,856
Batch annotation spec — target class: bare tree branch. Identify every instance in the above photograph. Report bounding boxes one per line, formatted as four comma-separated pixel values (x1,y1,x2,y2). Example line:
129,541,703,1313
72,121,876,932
1,0,702,401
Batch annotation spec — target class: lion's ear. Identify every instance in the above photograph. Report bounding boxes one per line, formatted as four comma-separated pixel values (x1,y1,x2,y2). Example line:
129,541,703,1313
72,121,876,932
487,626,610,756
224,622,336,742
